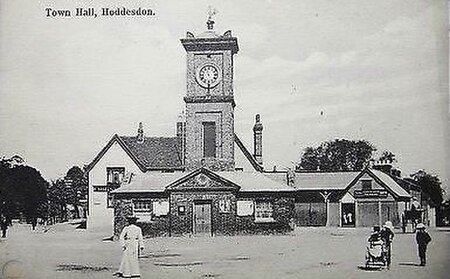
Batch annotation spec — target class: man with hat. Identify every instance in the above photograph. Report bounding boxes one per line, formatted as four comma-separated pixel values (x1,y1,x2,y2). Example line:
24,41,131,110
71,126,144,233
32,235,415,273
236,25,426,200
115,216,145,278
415,223,431,266
380,221,395,267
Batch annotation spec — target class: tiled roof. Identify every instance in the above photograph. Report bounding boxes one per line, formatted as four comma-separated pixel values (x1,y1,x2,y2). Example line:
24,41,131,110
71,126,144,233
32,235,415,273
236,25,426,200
265,171,360,190
112,172,185,193
218,171,296,192
85,135,183,173
113,168,295,194
295,172,360,190
265,169,411,200
369,169,411,198
119,136,183,169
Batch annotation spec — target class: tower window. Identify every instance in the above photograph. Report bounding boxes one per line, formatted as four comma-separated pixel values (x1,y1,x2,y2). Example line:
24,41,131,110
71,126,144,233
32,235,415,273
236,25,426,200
203,122,216,158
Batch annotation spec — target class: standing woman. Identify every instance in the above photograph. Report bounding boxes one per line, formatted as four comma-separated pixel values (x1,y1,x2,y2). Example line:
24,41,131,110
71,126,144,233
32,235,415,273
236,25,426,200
115,216,145,278
415,223,431,266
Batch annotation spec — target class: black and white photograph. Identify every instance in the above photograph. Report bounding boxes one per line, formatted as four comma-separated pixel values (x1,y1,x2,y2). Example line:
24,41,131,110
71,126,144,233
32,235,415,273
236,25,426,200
0,0,449,278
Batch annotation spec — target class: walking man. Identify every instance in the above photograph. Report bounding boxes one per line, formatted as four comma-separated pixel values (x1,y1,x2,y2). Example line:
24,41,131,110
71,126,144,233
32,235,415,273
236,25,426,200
380,221,395,268
1,214,8,238
115,216,144,278
415,223,431,266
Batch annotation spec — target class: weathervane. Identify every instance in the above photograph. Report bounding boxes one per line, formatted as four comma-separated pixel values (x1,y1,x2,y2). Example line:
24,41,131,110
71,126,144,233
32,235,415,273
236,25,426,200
207,6,217,30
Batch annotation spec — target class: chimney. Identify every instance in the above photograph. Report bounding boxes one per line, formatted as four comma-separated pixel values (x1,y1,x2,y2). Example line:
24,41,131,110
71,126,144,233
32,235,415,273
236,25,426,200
286,168,296,187
372,158,393,175
137,122,144,143
253,114,263,165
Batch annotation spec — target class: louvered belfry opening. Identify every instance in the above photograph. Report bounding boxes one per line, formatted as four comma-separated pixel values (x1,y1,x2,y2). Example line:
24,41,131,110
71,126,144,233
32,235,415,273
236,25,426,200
203,121,216,158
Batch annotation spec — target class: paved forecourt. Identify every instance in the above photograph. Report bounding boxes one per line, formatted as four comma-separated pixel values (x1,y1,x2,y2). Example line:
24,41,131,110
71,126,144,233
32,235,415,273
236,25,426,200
0,223,449,279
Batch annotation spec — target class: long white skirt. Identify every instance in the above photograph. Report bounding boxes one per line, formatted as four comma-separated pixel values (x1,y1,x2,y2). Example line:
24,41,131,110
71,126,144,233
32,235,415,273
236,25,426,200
118,239,140,278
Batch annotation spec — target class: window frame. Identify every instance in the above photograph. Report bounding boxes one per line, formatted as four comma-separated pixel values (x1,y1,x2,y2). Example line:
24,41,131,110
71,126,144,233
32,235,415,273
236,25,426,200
202,121,217,158
361,179,373,191
106,167,126,185
254,200,275,223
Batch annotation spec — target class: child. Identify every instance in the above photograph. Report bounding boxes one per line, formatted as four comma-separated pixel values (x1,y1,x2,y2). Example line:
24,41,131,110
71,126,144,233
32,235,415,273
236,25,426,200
415,223,431,266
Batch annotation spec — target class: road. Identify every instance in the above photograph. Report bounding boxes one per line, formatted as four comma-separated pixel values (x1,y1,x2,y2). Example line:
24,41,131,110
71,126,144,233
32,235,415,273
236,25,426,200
1,222,449,279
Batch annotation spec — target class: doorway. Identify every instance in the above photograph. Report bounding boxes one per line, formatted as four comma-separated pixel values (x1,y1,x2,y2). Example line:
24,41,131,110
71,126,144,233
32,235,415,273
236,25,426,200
193,202,212,236
342,203,355,227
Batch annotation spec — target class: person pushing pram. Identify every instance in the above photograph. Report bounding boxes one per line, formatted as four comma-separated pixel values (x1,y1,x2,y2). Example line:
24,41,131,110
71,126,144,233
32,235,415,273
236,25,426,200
365,222,394,269
365,226,386,268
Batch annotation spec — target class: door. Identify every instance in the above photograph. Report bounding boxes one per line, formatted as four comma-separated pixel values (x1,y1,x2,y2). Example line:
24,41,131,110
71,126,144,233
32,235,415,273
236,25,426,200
294,202,326,226
341,203,355,227
357,201,379,227
194,203,212,235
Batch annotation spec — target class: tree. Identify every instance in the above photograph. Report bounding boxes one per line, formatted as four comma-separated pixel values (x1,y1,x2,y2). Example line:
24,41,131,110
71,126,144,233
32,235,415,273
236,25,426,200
64,166,88,219
297,139,376,171
0,156,48,224
47,179,69,223
410,170,444,207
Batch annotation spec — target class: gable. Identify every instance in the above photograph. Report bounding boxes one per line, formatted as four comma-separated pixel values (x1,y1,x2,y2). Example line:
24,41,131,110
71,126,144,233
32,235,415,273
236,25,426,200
89,139,143,185
344,168,410,200
166,168,240,192
86,135,146,174
86,134,184,177
341,192,355,203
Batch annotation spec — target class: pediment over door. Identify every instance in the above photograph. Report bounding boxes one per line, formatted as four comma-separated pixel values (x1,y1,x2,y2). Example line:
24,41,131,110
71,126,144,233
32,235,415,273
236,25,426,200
165,168,240,192
341,192,355,203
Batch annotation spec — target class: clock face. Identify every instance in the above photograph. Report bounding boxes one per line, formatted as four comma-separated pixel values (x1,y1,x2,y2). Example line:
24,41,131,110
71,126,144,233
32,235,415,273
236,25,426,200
196,63,221,88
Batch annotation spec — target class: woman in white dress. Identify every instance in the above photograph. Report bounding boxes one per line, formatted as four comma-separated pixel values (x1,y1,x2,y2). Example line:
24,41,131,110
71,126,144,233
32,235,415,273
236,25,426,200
115,216,144,278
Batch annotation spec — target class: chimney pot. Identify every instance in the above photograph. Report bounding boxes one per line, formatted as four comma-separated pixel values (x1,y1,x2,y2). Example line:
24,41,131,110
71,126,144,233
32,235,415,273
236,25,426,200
137,122,144,143
253,114,263,165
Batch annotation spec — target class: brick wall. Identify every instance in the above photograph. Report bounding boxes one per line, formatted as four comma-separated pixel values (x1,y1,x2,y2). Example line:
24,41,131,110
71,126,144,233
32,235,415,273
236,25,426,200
236,197,294,234
169,191,237,236
184,102,235,171
113,198,133,237
114,197,170,238
114,193,295,237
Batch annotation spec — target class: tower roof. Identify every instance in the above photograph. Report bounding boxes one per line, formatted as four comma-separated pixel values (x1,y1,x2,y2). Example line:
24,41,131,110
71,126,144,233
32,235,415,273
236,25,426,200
180,30,239,54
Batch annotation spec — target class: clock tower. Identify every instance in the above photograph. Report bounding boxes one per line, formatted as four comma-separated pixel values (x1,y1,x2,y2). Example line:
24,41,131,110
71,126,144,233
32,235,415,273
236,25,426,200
181,17,239,171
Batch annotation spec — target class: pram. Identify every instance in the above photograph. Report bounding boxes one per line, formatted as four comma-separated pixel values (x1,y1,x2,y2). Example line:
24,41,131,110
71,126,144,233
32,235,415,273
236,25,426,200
365,235,387,268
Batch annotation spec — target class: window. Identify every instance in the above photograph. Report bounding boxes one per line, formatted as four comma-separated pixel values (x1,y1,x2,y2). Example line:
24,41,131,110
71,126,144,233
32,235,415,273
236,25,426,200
132,200,153,222
361,179,372,191
255,201,274,222
178,205,186,215
237,200,254,216
203,122,216,158
219,199,231,213
133,200,152,212
107,167,125,185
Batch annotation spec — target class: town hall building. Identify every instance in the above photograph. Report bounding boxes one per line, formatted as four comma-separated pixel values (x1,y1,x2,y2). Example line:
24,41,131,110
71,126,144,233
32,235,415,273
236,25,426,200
86,17,417,237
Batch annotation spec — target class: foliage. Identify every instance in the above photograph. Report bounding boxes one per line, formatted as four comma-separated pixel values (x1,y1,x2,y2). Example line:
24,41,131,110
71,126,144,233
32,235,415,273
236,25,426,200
46,166,88,221
410,170,444,207
64,166,88,218
378,151,396,163
0,156,48,222
297,139,376,171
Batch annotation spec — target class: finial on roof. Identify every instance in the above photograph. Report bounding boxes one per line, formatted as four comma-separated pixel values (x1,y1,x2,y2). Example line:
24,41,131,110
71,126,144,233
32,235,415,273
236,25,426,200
137,122,144,143
207,6,217,30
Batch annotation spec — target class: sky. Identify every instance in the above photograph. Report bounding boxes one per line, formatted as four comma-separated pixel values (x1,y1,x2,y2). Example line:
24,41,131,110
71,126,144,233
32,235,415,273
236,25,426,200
0,0,448,195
